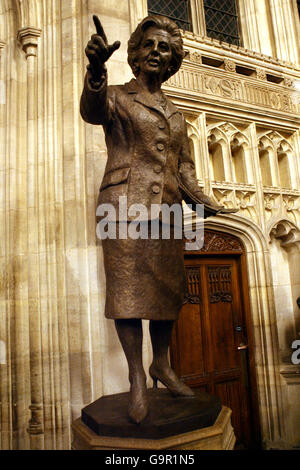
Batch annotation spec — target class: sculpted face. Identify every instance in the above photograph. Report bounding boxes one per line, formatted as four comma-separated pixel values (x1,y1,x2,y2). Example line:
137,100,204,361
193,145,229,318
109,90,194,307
136,26,172,81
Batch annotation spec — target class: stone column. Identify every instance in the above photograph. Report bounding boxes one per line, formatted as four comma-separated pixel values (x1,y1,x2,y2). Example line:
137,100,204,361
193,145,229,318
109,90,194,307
17,26,44,450
269,0,299,64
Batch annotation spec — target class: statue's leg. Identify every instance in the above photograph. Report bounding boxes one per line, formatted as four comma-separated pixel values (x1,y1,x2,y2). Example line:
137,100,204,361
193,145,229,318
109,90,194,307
114,319,148,423
149,320,194,397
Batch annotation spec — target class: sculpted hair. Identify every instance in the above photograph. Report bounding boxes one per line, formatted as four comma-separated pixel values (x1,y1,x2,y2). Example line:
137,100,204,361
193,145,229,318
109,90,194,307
127,15,185,82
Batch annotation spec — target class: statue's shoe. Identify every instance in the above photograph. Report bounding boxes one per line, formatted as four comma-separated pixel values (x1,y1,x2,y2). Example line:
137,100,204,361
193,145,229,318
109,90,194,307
149,363,194,397
128,376,148,424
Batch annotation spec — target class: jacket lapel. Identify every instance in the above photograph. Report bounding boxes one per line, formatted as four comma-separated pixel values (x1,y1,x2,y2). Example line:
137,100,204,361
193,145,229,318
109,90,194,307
125,79,178,119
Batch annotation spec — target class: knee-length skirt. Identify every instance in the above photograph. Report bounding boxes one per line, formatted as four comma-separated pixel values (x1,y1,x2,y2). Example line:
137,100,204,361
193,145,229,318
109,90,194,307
102,222,186,320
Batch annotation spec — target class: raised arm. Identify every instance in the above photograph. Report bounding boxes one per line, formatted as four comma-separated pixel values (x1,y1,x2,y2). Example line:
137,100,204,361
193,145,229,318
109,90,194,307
80,15,120,125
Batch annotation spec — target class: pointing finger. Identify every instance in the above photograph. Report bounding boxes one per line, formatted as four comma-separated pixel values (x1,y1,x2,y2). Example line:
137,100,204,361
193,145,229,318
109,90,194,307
93,15,108,44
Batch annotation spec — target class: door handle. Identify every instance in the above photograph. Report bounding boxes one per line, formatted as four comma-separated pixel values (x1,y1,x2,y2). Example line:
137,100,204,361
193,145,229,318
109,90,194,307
237,343,248,350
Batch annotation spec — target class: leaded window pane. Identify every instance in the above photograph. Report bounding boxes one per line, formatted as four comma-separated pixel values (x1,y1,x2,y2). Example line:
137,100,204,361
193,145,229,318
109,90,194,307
147,0,192,31
204,0,241,46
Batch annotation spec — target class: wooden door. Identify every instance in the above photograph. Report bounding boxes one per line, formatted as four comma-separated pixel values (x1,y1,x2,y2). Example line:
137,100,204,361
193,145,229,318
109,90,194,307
170,248,259,448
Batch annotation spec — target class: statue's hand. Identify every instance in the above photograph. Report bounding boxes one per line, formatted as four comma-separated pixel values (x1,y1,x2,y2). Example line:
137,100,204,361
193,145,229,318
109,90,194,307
85,15,120,81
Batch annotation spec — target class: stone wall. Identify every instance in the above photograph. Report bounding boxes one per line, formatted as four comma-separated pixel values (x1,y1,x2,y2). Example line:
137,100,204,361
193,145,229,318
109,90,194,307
0,0,300,449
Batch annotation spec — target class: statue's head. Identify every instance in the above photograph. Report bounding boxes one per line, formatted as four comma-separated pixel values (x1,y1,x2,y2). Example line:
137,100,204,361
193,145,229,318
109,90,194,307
127,15,184,83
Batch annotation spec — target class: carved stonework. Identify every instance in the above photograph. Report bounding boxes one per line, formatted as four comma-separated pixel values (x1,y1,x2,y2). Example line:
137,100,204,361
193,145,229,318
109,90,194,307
284,77,294,88
208,266,233,304
257,68,267,81
218,122,238,138
235,190,257,220
188,51,202,64
17,27,41,58
183,266,201,304
264,192,281,221
270,220,300,249
224,59,236,72
180,29,296,70
165,68,300,114
282,194,300,225
212,189,235,209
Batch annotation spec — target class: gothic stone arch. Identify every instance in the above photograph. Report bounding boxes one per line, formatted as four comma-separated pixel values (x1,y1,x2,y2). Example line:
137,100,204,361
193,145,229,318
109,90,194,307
183,212,286,448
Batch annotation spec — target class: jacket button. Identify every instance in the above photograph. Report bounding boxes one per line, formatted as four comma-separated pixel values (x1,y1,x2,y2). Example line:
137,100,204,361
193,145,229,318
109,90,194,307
158,122,165,129
154,164,162,174
152,184,160,194
157,143,164,151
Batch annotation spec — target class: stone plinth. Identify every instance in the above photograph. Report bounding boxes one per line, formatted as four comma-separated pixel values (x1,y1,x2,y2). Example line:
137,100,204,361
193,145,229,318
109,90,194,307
72,406,235,450
72,389,235,450
81,389,221,439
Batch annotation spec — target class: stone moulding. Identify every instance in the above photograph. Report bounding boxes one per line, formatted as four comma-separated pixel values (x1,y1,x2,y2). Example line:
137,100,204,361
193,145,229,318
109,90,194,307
181,29,300,72
17,26,42,57
280,365,300,385
165,67,300,118
269,220,300,248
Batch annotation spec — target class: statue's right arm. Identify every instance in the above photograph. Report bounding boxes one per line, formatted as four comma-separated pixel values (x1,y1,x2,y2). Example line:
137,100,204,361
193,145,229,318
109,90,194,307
80,15,120,125
80,66,110,125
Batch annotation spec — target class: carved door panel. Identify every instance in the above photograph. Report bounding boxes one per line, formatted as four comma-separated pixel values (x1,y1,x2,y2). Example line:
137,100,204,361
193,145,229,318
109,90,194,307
171,256,254,448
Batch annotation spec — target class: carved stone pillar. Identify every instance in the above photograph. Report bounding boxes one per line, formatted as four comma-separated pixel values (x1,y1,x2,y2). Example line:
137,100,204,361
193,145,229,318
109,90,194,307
17,26,44,449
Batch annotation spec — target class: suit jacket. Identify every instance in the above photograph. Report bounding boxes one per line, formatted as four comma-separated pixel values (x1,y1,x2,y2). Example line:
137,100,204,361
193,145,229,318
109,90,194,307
80,72,203,221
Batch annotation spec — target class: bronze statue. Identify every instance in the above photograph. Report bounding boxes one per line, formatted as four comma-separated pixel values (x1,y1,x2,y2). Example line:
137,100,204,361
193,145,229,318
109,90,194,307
80,14,234,425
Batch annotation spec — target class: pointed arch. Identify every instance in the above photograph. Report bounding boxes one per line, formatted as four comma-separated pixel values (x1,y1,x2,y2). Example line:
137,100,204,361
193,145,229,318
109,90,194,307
183,212,286,448
258,131,296,189
13,0,41,29
207,126,228,182
230,131,251,184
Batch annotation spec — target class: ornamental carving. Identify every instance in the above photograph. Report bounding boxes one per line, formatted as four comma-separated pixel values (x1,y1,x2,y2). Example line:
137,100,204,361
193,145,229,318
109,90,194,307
264,192,281,221
165,68,299,114
210,292,233,303
284,77,294,88
202,231,243,253
282,195,300,225
224,59,236,73
257,68,267,81
184,231,243,253
189,51,202,64
212,189,235,209
235,190,257,220
208,266,233,304
270,220,300,249
183,266,201,304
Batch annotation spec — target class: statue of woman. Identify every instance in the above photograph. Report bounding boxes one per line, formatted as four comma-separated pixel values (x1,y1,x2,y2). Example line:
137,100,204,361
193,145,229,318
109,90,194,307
80,14,233,424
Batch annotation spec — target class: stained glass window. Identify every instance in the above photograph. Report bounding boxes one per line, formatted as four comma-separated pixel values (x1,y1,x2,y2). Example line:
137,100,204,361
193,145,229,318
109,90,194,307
203,0,241,46
147,0,192,31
